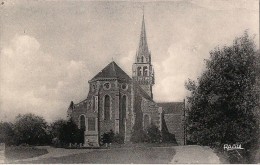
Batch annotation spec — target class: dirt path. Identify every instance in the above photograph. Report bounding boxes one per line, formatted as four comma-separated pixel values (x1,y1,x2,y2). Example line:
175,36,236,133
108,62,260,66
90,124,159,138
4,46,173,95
8,145,222,164
8,146,95,163
171,145,221,164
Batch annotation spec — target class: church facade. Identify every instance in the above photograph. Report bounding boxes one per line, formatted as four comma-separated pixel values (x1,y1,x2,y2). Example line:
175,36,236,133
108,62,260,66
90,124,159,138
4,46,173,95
67,15,185,146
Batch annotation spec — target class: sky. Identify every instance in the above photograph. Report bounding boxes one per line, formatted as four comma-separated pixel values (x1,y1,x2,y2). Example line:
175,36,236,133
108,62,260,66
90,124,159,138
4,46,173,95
0,0,259,122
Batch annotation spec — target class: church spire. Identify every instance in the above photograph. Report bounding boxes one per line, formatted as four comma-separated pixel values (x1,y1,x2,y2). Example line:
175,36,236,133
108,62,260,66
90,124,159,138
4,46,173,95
132,12,154,98
137,13,150,62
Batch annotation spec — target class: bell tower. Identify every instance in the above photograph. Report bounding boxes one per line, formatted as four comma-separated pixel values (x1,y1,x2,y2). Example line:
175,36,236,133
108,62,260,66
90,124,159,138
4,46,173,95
132,14,155,98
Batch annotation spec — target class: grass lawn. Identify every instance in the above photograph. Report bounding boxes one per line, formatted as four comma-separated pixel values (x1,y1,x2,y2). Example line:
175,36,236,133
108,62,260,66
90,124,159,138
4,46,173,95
19,147,176,164
5,146,48,161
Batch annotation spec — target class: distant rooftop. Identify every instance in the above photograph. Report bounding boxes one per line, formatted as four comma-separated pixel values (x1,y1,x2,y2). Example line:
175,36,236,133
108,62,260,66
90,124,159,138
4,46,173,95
157,102,184,114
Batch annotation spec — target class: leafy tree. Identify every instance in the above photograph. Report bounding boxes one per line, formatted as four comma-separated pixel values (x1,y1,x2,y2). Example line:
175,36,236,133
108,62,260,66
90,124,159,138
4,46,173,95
49,118,84,147
13,113,50,145
49,119,67,146
0,122,15,145
58,118,84,146
186,31,259,163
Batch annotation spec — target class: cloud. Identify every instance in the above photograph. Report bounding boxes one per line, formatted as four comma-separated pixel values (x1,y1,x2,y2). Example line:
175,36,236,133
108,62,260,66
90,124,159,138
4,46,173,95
191,0,259,11
0,35,91,122
0,1,258,122
119,50,135,76
153,31,207,102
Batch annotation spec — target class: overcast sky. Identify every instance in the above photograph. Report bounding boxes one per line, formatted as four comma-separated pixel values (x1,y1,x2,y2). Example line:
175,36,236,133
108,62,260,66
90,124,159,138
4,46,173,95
0,0,259,122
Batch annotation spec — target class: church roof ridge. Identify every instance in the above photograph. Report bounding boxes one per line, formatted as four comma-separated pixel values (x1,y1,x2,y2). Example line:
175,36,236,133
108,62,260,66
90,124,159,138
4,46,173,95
157,102,185,114
157,101,184,104
90,61,131,81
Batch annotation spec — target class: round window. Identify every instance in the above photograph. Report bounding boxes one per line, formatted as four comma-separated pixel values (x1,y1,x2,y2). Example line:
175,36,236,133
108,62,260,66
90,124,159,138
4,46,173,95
103,82,111,90
121,83,128,90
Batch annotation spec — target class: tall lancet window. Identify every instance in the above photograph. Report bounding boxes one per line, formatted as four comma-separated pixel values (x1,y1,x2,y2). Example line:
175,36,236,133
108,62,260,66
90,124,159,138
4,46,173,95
144,114,149,129
121,95,127,120
79,115,86,131
143,66,148,76
137,67,142,76
92,96,95,111
141,56,144,63
104,95,110,120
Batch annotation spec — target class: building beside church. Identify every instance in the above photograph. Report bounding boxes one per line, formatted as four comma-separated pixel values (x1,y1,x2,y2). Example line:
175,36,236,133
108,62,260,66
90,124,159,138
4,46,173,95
67,15,185,146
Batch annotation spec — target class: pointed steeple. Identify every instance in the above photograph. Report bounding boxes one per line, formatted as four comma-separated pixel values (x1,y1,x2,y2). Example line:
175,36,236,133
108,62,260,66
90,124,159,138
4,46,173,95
137,13,150,62
132,12,154,98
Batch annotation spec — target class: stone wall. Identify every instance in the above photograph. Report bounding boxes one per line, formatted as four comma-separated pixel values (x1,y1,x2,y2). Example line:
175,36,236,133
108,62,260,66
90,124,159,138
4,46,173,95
69,78,133,145
141,98,162,130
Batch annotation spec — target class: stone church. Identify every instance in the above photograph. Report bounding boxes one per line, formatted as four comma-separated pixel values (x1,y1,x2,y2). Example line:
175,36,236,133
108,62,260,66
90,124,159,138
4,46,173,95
67,15,185,146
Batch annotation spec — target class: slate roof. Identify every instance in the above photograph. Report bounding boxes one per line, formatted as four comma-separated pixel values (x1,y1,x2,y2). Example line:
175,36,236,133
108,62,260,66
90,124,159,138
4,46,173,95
90,61,131,81
158,102,185,145
132,81,154,102
157,102,184,114
164,114,184,145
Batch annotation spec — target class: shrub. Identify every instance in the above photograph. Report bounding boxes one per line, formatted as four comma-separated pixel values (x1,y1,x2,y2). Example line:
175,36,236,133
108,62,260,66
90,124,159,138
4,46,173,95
101,132,113,144
113,133,124,144
162,132,177,143
130,129,148,143
146,124,161,143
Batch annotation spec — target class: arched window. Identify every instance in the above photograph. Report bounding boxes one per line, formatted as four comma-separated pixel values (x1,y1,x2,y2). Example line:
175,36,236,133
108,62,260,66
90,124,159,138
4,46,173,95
92,96,96,111
143,66,148,76
121,95,127,120
141,56,144,63
137,67,142,76
79,115,86,131
144,114,149,129
104,95,110,120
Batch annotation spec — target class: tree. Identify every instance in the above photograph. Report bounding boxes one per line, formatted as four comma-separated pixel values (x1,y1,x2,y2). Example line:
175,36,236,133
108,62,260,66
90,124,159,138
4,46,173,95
0,122,15,145
13,113,50,145
186,31,259,163
57,118,84,146
49,118,84,147
49,119,67,146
